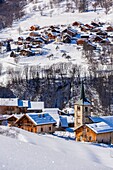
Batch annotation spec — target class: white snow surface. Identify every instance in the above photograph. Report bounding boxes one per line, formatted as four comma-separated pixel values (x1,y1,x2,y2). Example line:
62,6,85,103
0,126,113,170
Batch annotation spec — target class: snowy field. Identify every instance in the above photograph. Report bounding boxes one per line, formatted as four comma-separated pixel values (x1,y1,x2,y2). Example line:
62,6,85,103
0,126,113,170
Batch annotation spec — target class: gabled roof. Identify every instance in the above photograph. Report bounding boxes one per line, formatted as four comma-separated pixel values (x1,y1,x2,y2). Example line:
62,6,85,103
86,122,113,134
43,108,60,127
89,116,102,123
7,114,23,120
89,116,113,127
16,113,56,126
27,113,56,126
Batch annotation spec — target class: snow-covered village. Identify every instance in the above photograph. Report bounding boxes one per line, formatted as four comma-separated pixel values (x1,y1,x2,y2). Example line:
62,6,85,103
1,0,113,169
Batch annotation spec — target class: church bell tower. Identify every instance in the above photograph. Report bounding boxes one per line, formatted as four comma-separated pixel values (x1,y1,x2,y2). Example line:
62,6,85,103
74,81,92,129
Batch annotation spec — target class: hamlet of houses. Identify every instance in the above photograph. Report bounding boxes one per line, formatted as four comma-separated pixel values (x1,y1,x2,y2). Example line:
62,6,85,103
0,98,74,133
1,19,113,144
1,20,113,69
0,82,113,144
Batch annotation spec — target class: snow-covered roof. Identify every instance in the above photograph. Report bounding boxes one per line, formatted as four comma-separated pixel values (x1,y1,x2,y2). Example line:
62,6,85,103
7,114,23,120
27,101,44,110
60,116,68,128
43,108,60,112
86,122,113,134
43,108,60,127
26,113,56,126
90,116,113,127
89,116,102,123
0,98,18,106
63,108,74,115
18,100,29,107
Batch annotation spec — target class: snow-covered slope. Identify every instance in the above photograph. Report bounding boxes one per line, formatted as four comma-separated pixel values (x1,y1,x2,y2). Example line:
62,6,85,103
0,1,113,84
0,126,113,170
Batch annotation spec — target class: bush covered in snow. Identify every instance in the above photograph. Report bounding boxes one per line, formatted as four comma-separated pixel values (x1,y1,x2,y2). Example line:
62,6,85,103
0,126,20,139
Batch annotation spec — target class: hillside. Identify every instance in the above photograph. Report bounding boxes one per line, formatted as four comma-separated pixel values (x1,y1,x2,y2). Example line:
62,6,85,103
0,126,113,170
0,0,113,112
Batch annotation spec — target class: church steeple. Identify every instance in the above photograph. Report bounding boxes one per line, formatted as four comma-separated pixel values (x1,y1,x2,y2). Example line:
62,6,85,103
75,80,91,105
80,80,85,100
74,80,92,129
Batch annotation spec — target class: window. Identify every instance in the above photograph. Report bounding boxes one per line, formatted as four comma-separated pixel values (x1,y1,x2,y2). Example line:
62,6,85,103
77,106,80,111
89,136,92,141
41,127,43,132
85,107,88,112
49,127,51,131
90,108,93,112
87,129,89,132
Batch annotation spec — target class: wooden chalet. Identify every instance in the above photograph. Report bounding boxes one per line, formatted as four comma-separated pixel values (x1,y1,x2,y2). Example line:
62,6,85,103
65,27,77,37
93,35,103,42
77,39,86,45
0,98,30,115
26,36,34,43
20,49,35,56
41,35,49,44
29,32,40,37
106,26,113,32
47,32,58,40
91,21,100,27
18,37,24,41
75,122,113,144
30,25,40,31
15,113,56,133
84,24,94,30
96,31,107,38
80,26,87,32
72,21,82,27
7,115,19,126
62,34,71,43
0,98,19,115
32,38,44,45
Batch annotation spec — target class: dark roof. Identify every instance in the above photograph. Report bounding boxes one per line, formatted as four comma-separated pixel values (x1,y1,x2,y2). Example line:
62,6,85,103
75,81,91,105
